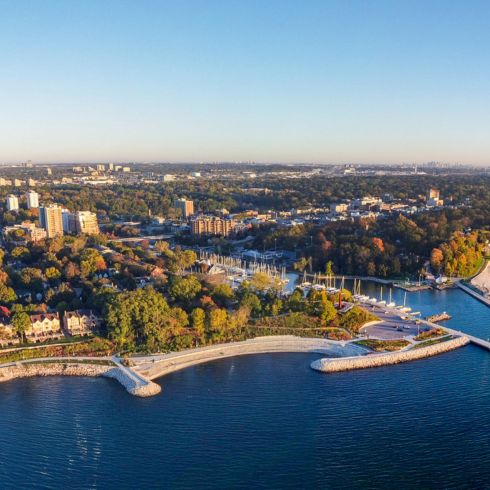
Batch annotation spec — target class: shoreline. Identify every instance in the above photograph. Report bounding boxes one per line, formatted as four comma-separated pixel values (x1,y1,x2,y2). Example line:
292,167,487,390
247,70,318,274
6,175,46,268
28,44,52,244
131,336,369,381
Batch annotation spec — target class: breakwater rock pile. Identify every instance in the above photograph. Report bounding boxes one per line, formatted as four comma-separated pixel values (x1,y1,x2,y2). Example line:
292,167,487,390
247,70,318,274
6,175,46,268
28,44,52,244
0,361,161,397
0,362,110,381
103,367,161,397
311,336,470,373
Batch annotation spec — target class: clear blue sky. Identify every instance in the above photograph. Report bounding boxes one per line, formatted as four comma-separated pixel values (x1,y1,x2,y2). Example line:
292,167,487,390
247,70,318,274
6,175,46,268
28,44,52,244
1,0,489,164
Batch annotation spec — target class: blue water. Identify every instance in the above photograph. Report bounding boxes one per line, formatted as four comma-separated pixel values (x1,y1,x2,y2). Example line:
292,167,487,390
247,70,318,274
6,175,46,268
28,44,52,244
1,288,490,489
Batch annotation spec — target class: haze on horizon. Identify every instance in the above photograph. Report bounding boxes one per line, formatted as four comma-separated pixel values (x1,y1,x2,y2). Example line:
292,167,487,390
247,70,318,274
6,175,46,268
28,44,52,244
1,0,489,165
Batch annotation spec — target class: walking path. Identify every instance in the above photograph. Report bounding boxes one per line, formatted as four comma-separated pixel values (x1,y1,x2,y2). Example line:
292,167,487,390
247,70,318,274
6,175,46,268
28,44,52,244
456,281,490,307
130,336,368,380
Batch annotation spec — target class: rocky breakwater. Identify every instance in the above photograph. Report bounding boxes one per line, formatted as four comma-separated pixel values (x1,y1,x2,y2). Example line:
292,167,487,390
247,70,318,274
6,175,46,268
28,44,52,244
103,365,161,397
0,362,110,382
0,360,161,398
311,336,470,373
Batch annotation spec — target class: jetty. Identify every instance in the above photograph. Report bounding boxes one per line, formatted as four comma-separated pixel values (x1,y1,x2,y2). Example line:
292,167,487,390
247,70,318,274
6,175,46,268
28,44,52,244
426,312,452,323
0,355,161,397
311,336,470,373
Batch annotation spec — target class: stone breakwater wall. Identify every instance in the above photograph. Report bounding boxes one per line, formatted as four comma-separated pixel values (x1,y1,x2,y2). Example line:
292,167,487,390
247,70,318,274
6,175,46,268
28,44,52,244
0,362,110,382
103,367,161,397
310,336,470,373
0,362,161,397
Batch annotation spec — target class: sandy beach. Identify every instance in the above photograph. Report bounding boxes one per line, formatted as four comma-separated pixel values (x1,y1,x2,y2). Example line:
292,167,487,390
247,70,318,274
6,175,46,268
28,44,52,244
471,261,490,297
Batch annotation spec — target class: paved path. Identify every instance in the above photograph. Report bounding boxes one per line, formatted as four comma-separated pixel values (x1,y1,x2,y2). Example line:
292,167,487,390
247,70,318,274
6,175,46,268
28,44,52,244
130,336,369,380
456,281,490,307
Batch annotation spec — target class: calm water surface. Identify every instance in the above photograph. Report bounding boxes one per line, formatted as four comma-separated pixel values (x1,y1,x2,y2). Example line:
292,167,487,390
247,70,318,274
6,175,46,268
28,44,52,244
1,287,490,489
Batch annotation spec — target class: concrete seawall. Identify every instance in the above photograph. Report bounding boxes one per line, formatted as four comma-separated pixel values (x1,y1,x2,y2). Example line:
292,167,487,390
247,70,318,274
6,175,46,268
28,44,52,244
456,282,490,307
0,361,161,397
311,336,470,373
132,336,369,380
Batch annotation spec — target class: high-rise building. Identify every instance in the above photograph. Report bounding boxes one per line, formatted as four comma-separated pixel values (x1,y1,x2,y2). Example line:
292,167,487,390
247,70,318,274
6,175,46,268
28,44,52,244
96,164,105,171
62,209,76,233
427,188,443,207
190,216,236,236
26,190,39,209
427,188,440,200
75,211,99,235
6,195,19,211
174,198,194,218
39,205,64,238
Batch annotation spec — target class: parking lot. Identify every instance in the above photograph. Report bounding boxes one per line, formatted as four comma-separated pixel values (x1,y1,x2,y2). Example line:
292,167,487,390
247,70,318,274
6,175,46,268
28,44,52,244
360,304,428,340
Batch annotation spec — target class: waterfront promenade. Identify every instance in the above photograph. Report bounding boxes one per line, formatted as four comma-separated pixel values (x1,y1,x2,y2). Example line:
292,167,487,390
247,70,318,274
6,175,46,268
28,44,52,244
456,281,490,307
130,336,368,380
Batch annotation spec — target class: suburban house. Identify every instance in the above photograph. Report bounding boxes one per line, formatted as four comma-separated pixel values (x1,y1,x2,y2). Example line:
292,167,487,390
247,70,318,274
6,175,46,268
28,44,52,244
0,308,19,347
27,313,62,342
62,309,101,336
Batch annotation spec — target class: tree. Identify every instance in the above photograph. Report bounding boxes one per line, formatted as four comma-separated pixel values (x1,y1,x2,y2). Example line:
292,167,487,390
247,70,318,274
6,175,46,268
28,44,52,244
105,286,187,352
80,249,106,277
12,312,30,343
293,257,309,272
154,240,171,255
169,249,197,275
63,261,80,280
325,260,334,276
319,294,337,324
240,292,262,317
250,272,281,293
0,284,17,304
168,275,202,304
211,283,234,306
430,248,444,273
286,289,304,312
206,308,228,336
190,307,206,339
10,246,30,261
45,267,62,282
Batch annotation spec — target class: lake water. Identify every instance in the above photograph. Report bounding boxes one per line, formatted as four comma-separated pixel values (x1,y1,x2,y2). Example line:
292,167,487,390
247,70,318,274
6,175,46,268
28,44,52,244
1,286,490,489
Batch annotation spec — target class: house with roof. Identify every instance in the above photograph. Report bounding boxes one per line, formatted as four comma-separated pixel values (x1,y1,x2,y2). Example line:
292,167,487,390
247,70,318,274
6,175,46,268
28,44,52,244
27,313,62,342
62,309,101,336
0,308,19,347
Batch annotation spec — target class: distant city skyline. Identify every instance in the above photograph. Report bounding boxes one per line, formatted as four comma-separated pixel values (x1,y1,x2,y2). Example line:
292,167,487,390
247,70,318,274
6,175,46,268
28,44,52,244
1,0,489,164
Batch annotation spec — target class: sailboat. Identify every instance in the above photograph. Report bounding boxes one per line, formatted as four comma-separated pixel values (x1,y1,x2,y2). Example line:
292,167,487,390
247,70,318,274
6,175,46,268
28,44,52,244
377,286,386,306
387,288,396,308
400,291,412,312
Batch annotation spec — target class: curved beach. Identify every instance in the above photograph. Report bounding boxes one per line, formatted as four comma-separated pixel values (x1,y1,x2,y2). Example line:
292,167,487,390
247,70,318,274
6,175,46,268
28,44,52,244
131,335,369,381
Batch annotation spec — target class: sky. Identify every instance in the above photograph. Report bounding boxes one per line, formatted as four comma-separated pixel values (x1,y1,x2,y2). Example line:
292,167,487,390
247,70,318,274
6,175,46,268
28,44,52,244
0,0,489,164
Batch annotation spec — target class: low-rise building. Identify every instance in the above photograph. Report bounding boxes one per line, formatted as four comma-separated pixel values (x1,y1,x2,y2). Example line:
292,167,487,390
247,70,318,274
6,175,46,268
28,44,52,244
3,221,47,242
27,313,62,342
63,309,101,336
0,309,19,347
